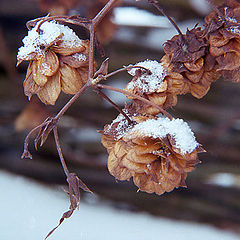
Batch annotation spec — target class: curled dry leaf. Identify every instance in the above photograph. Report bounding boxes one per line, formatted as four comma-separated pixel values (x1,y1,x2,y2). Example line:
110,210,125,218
45,173,93,239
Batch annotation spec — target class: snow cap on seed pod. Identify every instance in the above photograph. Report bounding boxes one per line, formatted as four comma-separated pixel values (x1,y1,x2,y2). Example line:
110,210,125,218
124,60,183,115
204,0,240,82
101,108,204,195
17,20,90,105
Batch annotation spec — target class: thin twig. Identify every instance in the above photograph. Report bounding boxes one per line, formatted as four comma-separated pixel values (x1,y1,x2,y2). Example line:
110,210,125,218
55,82,90,119
21,121,50,159
103,65,152,79
92,0,119,25
53,127,70,177
148,0,184,38
96,83,173,120
95,87,133,124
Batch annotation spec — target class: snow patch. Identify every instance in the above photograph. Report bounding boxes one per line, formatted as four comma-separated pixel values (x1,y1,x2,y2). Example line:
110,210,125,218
72,52,87,62
127,60,167,94
17,21,83,60
126,116,198,154
1,171,240,240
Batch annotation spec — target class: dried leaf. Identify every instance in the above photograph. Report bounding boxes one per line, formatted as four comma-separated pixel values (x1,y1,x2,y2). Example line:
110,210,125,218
94,58,109,78
45,172,92,239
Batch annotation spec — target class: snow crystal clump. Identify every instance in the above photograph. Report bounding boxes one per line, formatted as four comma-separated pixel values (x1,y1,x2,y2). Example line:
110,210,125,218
127,116,198,154
127,60,167,93
17,21,82,60
72,52,87,62
105,110,136,139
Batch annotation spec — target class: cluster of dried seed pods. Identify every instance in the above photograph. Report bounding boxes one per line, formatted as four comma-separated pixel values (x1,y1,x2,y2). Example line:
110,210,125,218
18,0,240,197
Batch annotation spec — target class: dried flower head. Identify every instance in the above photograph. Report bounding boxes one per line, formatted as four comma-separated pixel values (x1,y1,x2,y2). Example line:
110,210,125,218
204,0,240,82
101,111,203,195
124,60,179,115
17,20,89,105
161,27,220,99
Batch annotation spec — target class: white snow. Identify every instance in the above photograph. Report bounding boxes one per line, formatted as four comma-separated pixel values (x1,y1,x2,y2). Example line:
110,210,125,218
127,60,167,94
125,116,198,154
207,173,240,188
113,7,171,28
17,21,83,60
72,52,87,62
105,110,135,139
1,170,240,240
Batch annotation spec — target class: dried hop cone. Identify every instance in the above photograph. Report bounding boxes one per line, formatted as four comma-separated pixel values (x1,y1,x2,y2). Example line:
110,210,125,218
124,60,179,115
101,110,204,195
17,20,89,105
204,0,240,82
161,27,220,99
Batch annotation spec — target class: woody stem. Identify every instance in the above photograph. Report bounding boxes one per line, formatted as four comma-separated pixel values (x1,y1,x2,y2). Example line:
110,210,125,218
53,127,70,177
55,82,90,120
95,87,133,124
103,65,152,79
148,0,184,38
96,83,173,120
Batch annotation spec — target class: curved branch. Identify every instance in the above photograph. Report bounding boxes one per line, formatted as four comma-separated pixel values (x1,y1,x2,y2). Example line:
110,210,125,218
96,83,173,120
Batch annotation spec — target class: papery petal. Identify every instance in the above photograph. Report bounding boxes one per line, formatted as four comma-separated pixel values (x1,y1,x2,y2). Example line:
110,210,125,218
52,43,85,56
32,60,48,86
216,52,240,71
38,51,59,76
23,61,40,100
37,71,61,105
60,63,83,94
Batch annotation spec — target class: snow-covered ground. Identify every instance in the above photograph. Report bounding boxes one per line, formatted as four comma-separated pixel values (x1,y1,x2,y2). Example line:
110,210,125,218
0,170,239,240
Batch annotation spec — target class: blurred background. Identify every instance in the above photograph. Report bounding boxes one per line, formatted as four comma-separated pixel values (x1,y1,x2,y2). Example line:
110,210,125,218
0,0,240,239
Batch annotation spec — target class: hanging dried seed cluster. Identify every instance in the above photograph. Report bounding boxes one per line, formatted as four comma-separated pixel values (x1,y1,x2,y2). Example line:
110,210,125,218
204,0,240,82
161,27,220,99
101,0,240,195
17,20,89,105
102,108,203,195
18,0,240,197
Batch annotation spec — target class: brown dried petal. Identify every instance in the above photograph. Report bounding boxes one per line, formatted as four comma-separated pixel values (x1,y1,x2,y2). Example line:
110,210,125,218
185,68,204,83
190,82,210,99
133,173,165,195
126,150,157,164
101,134,116,152
216,52,240,71
167,73,189,95
52,43,85,56
60,63,83,94
38,51,59,76
184,58,204,72
122,157,146,173
23,62,40,100
163,94,178,109
60,54,88,68
108,147,132,181
209,31,230,47
32,60,48,86
37,71,61,105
